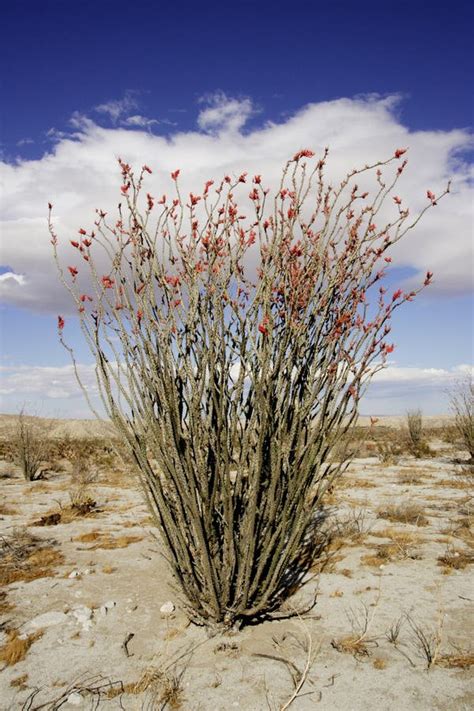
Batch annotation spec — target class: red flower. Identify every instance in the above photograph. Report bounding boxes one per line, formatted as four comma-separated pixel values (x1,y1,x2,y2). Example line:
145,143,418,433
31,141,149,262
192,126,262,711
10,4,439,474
427,190,437,204
147,193,154,210
101,275,115,289
293,149,315,161
78,228,87,235
82,239,92,247
143,165,152,174
189,193,201,206
393,195,402,205
203,180,214,195
238,173,247,183
57,315,65,330
258,315,270,336
68,266,78,278
79,294,93,302
121,184,130,195
171,169,180,181
424,270,433,286
384,343,395,354
394,148,407,158
392,289,403,301
70,240,80,248
253,175,262,184
165,275,180,288
137,309,143,324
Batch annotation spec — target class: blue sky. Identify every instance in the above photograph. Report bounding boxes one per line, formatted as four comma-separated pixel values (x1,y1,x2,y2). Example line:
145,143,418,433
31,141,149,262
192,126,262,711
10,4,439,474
0,0,473,417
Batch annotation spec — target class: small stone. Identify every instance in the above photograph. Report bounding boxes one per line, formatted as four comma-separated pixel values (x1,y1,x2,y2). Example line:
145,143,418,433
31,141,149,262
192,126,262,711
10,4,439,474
160,601,175,616
68,570,80,579
66,692,83,706
71,606,93,630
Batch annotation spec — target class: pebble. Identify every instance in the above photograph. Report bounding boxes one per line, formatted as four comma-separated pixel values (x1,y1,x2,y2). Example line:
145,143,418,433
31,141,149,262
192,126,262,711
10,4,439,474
71,605,93,631
99,600,116,616
65,692,83,706
160,601,175,616
68,570,80,579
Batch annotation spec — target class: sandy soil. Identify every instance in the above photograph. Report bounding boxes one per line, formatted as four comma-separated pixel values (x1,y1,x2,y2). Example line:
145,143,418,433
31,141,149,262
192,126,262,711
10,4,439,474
0,432,472,710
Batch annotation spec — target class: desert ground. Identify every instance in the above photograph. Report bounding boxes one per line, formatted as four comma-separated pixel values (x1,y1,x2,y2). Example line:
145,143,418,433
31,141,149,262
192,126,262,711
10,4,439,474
0,415,472,710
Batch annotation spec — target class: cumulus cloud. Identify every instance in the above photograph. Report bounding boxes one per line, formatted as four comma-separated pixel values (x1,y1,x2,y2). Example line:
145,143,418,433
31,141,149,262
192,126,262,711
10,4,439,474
0,93,472,313
197,91,257,134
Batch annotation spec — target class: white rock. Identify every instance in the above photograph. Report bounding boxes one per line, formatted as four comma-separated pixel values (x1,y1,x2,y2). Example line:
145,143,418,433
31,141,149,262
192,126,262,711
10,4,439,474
68,570,80,579
71,606,93,630
23,611,68,633
99,600,116,617
160,601,175,616
66,692,83,706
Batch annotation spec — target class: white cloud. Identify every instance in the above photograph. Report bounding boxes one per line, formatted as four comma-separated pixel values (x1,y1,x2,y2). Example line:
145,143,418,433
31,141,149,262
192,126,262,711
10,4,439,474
0,93,472,313
197,91,257,134
0,363,98,399
0,361,470,418
0,271,25,286
123,114,160,129
94,92,139,123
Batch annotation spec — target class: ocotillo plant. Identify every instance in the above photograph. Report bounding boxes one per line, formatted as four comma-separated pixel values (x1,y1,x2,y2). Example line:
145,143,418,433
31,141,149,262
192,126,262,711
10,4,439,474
50,149,448,629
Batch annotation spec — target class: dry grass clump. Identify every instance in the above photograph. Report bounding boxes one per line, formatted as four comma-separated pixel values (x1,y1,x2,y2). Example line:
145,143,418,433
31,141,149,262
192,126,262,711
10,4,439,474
0,589,13,614
102,565,117,574
437,546,473,572
10,673,29,688
73,530,143,550
0,529,64,585
376,441,402,466
436,477,472,490
361,538,422,567
435,651,474,669
0,503,19,516
377,504,429,527
0,629,43,666
106,668,184,708
372,657,388,670
397,469,425,485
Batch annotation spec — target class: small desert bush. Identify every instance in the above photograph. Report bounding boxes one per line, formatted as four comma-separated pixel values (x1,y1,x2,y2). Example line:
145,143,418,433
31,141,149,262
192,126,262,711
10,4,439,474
11,411,51,481
377,504,429,527
0,529,64,585
449,378,474,461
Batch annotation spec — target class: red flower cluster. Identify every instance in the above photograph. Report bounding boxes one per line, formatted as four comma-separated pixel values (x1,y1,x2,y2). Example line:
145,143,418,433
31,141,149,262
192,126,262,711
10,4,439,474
293,149,315,161
102,275,115,289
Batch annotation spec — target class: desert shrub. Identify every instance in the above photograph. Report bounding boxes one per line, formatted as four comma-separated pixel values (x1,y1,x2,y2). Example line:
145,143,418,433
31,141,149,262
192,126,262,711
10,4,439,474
404,409,433,458
449,378,474,462
50,150,448,629
69,460,99,513
11,410,51,481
